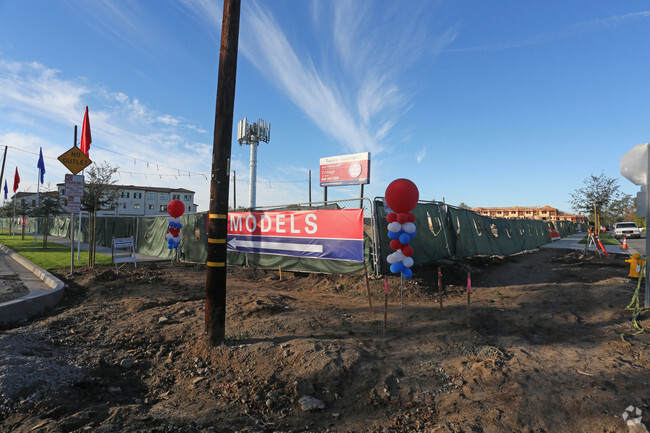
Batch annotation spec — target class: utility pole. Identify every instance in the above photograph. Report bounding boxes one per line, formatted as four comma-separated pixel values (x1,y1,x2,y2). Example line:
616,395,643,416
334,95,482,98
205,0,241,346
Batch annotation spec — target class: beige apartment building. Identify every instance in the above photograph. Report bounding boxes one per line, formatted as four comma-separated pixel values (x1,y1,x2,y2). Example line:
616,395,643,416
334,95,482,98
470,205,586,223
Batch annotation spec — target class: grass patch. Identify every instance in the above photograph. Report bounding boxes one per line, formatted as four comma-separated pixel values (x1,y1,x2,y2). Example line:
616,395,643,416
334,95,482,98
0,232,112,270
577,233,620,246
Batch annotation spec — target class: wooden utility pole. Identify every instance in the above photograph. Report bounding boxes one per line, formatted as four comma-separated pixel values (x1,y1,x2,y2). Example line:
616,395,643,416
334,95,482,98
205,0,241,346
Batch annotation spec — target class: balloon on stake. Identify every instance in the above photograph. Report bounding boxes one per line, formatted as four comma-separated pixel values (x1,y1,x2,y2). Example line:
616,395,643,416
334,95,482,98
384,179,419,281
166,199,185,250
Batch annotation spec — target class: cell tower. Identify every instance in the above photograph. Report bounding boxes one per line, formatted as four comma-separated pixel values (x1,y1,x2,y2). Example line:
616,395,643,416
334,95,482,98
237,117,270,209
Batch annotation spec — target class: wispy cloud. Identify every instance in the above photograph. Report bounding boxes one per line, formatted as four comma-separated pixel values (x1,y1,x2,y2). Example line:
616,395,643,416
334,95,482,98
416,148,426,164
182,1,456,157
0,58,214,207
453,10,650,52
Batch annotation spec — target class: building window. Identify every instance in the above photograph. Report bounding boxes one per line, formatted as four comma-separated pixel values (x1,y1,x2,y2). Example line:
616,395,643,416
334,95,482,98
134,204,140,209
123,203,127,209
184,194,192,201
172,194,181,200
134,192,142,199
187,206,191,212
160,205,167,212
148,204,154,210
147,193,155,200
160,193,168,201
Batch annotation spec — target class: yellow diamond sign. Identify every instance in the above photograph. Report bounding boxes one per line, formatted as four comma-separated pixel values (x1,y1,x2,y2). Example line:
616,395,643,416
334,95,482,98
58,146,92,175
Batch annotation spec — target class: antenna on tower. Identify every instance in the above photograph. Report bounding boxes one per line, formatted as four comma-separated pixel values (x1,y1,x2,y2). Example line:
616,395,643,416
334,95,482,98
236,117,270,208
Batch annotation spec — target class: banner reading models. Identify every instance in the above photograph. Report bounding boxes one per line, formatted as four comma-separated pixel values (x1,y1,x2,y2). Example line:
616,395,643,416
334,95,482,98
319,152,370,187
227,209,364,262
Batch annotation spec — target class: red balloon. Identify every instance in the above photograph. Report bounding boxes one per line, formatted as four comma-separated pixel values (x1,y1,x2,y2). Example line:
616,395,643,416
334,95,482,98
169,227,180,237
389,239,402,250
386,213,397,223
167,200,185,218
407,213,416,222
385,179,419,213
396,213,409,224
401,244,413,257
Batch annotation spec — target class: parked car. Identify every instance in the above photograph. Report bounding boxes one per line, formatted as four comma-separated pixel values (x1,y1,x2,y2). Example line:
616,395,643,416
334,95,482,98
613,222,641,239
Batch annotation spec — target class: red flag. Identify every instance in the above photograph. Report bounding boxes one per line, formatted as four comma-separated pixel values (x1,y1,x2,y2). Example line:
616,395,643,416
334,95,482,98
13,167,20,192
80,106,92,156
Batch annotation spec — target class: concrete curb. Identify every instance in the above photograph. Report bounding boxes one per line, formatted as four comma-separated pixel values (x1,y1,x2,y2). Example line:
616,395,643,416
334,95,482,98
0,244,66,326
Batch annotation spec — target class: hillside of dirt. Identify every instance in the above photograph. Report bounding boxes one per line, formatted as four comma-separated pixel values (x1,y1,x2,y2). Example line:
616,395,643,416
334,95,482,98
0,248,648,432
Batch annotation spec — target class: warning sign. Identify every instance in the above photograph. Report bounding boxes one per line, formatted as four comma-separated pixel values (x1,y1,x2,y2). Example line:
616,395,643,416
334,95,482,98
58,146,92,175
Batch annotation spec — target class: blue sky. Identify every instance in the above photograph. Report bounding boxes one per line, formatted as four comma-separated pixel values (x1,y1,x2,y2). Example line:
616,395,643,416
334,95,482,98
1,0,648,214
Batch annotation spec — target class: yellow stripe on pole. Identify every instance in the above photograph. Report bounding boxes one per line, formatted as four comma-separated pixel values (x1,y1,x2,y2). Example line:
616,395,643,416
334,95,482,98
207,261,226,267
209,213,227,219
208,238,226,244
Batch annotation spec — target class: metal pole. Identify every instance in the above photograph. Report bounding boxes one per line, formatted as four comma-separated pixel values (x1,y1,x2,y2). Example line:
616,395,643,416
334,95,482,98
359,184,364,209
308,170,312,205
0,146,7,197
70,212,74,276
34,169,40,246
248,139,258,208
643,148,650,308
233,170,236,209
323,186,327,203
206,0,240,346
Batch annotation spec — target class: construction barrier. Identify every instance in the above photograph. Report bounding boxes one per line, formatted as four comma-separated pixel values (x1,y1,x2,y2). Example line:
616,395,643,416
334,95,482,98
2,197,578,276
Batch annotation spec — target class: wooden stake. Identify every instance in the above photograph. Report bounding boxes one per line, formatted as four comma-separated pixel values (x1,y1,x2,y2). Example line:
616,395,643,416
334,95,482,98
466,271,471,328
279,265,282,281
364,266,373,314
438,266,443,311
383,279,388,334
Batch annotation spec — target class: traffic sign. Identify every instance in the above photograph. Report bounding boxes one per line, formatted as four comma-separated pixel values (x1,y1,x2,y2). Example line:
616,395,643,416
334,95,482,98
58,146,92,175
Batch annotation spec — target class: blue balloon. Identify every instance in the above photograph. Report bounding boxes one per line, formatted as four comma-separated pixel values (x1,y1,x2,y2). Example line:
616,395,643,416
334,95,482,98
399,233,411,244
409,230,417,239
390,262,404,274
388,230,400,240
167,244,172,249
402,267,413,279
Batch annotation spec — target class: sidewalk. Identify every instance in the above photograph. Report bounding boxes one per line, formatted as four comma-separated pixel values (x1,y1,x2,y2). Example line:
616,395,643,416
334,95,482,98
27,232,165,264
540,232,635,256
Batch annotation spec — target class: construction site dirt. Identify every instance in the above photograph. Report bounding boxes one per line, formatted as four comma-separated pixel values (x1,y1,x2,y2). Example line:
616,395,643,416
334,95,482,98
0,248,648,433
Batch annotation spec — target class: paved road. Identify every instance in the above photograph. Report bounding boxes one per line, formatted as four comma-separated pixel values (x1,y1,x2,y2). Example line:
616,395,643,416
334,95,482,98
624,232,646,255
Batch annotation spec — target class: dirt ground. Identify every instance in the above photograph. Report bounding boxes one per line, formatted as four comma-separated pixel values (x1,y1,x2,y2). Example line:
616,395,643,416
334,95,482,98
0,248,648,433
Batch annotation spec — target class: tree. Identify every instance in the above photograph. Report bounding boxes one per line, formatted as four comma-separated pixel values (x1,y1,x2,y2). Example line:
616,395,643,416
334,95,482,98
80,162,120,267
458,202,470,209
31,189,65,248
569,172,626,230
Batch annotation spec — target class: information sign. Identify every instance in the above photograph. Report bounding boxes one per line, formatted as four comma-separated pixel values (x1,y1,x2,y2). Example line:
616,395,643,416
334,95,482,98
65,174,85,197
319,152,370,187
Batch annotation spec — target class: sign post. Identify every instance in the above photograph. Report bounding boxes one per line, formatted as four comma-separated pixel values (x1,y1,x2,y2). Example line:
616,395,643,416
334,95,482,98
621,143,650,308
59,127,91,275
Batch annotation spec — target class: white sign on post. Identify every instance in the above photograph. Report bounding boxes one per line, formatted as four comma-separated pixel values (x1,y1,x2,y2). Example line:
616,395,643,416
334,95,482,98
67,196,81,213
65,174,85,197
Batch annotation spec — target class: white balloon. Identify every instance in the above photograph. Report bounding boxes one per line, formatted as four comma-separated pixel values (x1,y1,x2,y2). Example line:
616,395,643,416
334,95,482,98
387,222,402,233
165,233,173,239
392,250,405,262
402,256,414,268
402,222,416,234
173,236,180,242
386,253,397,264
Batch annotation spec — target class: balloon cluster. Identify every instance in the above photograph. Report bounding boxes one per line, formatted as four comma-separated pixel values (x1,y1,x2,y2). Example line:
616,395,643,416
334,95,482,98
384,179,419,279
166,199,185,249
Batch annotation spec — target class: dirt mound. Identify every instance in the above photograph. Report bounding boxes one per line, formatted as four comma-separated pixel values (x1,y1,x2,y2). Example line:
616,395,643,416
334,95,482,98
0,249,648,432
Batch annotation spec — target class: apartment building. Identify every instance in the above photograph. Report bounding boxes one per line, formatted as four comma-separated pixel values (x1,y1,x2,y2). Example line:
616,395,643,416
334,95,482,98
470,205,586,223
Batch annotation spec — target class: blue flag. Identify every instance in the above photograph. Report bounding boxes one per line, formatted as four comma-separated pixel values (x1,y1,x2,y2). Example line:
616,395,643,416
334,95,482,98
37,147,46,184
3,180,7,200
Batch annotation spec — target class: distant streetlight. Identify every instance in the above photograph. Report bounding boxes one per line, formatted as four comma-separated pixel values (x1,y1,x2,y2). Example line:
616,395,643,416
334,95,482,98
237,118,270,209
